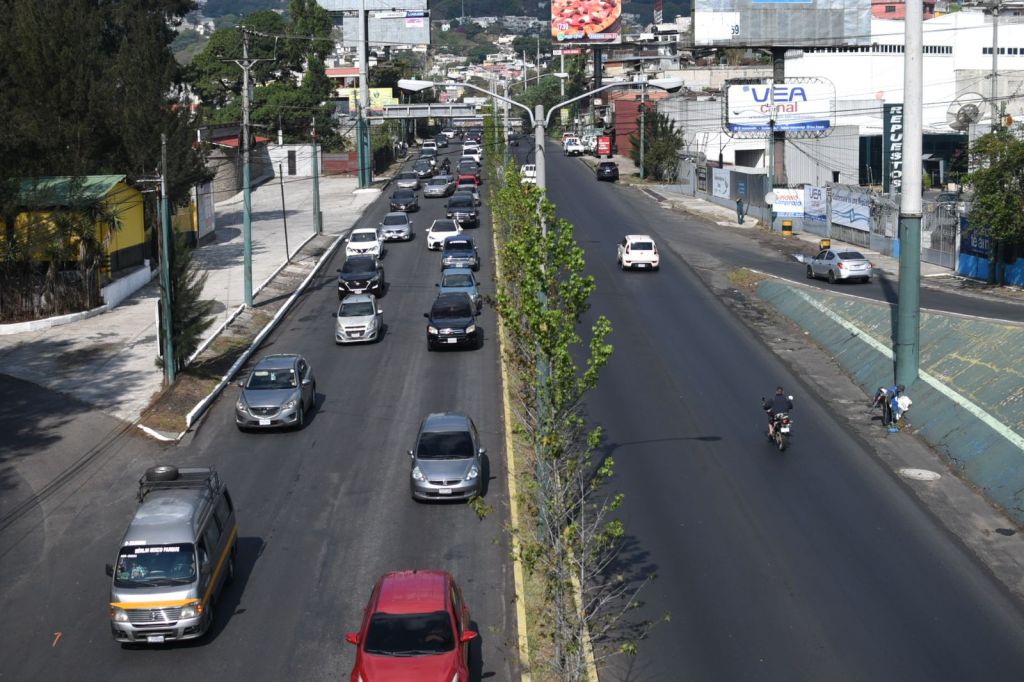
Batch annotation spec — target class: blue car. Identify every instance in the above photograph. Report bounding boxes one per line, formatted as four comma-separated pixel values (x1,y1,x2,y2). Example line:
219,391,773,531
436,267,482,313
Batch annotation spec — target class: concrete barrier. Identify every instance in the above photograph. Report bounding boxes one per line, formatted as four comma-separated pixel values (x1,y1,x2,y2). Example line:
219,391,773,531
101,261,153,309
757,278,1024,523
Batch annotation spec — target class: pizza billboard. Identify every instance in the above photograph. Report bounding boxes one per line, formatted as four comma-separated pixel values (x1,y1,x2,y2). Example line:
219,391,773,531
694,0,870,48
552,0,622,45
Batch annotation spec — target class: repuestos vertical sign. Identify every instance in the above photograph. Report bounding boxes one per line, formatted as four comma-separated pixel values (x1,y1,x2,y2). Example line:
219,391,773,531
883,103,904,194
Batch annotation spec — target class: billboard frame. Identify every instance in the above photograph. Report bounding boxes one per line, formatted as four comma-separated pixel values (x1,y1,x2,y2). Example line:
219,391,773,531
551,0,623,46
693,0,871,48
723,77,835,140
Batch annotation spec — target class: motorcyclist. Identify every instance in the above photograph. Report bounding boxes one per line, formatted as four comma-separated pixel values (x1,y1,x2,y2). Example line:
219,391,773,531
762,386,794,438
440,157,451,174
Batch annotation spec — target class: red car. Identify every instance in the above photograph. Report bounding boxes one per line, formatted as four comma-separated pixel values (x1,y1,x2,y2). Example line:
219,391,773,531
346,570,477,682
456,173,481,186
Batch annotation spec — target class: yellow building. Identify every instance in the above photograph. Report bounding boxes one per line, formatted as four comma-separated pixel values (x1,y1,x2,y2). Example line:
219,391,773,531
6,175,147,276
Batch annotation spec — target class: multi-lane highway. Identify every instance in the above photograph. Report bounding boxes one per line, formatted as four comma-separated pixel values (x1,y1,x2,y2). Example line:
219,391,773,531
532,141,1024,680
0,143,519,681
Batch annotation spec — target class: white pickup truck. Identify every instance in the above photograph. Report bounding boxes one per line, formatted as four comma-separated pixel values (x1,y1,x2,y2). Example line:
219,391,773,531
563,137,585,156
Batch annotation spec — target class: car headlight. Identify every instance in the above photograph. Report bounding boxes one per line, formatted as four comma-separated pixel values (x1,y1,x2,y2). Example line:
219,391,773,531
427,325,439,334
412,466,425,481
283,399,297,411
366,318,378,331
466,324,476,334
236,397,247,413
179,601,200,619
451,674,459,682
111,607,129,623
465,465,479,481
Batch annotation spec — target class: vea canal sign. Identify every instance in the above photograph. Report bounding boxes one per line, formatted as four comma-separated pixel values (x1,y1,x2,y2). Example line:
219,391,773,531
726,80,835,134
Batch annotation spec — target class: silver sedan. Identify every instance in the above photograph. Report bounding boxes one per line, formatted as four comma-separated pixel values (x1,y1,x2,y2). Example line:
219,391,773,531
424,175,456,198
806,249,873,284
395,171,420,191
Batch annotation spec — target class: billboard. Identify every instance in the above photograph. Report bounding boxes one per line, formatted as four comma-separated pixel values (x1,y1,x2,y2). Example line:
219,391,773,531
831,185,872,232
694,0,870,47
726,81,834,134
773,188,805,217
883,103,904,194
712,167,731,199
337,87,399,111
551,0,622,45
318,0,426,9
804,185,827,224
338,10,430,46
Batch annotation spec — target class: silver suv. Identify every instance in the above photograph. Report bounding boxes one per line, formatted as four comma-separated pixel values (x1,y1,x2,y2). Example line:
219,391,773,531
409,412,485,501
235,354,316,430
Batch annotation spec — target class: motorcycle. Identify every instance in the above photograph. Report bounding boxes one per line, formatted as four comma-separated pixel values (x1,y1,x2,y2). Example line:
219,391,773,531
769,412,793,451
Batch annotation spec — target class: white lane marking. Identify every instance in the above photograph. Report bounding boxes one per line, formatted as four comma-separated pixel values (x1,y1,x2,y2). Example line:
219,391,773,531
787,287,1024,453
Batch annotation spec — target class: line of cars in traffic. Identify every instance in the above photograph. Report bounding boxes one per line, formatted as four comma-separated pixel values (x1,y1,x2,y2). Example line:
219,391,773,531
107,135,492,681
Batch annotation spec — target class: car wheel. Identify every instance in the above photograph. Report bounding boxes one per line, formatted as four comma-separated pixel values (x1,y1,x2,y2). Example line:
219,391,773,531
295,405,305,430
806,265,814,279
862,276,871,284
225,546,237,584
145,465,179,482
427,341,435,352
827,270,836,284
475,333,484,350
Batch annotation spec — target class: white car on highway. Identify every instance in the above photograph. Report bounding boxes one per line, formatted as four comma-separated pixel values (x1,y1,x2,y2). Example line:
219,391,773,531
426,219,463,250
616,234,660,271
345,227,384,259
563,137,585,156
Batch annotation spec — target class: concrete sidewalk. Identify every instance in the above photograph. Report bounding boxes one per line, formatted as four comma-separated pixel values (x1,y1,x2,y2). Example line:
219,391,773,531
0,174,379,424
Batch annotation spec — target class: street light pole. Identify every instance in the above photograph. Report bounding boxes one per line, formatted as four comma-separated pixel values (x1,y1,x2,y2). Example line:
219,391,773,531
159,134,175,384
639,84,646,180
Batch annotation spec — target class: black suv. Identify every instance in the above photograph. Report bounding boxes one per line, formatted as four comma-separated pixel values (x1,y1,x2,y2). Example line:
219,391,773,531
424,292,481,351
596,161,619,182
446,195,479,228
389,188,419,212
337,255,385,298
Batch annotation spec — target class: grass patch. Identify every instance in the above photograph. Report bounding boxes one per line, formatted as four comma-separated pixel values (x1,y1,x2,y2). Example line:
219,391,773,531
728,267,768,289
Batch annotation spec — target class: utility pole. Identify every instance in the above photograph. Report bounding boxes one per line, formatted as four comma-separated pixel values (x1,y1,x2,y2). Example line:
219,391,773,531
991,1,1001,127
278,163,290,261
311,116,322,234
357,0,372,188
639,85,646,180
159,134,176,384
560,51,565,97
534,103,546,193
223,29,272,307
895,0,923,386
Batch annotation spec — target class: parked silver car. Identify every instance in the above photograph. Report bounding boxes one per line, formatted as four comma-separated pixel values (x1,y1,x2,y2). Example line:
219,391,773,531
424,175,456,198
235,354,316,430
335,294,383,344
806,248,873,284
409,412,485,501
395,171,420,190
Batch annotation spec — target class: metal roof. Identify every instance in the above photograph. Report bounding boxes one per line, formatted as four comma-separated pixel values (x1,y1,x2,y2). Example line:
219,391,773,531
16,175,127,208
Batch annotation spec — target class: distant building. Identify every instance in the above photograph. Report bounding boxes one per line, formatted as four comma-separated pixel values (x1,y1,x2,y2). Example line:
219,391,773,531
872,0,936,20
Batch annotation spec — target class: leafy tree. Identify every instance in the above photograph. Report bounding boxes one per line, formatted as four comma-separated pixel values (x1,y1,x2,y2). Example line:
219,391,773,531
284,0,334,73
161,232,214,374
486,111,664,679
629,108,684,181
965,128,1024,285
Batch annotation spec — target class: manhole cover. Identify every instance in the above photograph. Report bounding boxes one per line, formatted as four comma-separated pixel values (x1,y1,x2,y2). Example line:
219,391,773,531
897,468,941,481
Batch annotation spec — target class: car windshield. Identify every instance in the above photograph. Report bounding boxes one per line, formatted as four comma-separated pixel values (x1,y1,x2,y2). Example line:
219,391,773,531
442,273,474,287
340,301,374,317
342,259,375,274
415,161,431,169
417,430,474,459
246,367,297,390
449,198,473,208
114,544,196,588
838,251,865,260
383,215,407,226
631,241,654,251
433,222,457,233
351,232,377,242
398,172,417,180
394,191,414,200
429,178,447,186
457,180,475,187
362,611,455,656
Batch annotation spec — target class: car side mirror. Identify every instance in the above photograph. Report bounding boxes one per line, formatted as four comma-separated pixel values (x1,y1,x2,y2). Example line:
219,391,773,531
345,632,360,646
788,396,794,401
237,379,246,388
302,377,313,386
478,448,486,456
461,630,478,643
336,268,342,273
105,563,114,577
408,450,415,460
423,312,429,319
377,308,382,314
435,283,439,287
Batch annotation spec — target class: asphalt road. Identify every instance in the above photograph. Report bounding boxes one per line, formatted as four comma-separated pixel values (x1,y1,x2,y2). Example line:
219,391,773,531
0,144,519,681
533,143,1024,680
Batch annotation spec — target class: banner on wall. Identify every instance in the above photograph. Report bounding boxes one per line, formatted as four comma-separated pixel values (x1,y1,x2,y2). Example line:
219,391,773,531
883,103,904,194
804,185,827,223
712,167,731,199
831,185,872,232
697,166,708,192
772,188,805,217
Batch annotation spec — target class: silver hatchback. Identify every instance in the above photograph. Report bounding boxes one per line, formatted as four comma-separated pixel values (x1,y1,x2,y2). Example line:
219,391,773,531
409,412,485,501
235,354,316,430
335,294,383,344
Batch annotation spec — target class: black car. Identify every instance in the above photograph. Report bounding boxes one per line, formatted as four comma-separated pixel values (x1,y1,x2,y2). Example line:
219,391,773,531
596,161,619,182
337,255,385,298
440,236,480,272
389,188,419,212
413,159,434,178
424,292,481,351
445,195,479,227
434,135,449,148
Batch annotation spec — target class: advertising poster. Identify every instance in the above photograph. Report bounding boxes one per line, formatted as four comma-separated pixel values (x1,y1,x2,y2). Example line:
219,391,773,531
552,0,622,45
773,188,805,217
597,136,612,155
697,166,708,192
804,185,827,223
712,167,731,199
726,81,834,134
831,185,872,232
883,103,904,194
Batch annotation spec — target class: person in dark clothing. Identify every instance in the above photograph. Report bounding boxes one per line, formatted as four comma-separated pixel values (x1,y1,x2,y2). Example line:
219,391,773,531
762,386,794,438
736,197,746,225
441,158,451,173
872,384,906,426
